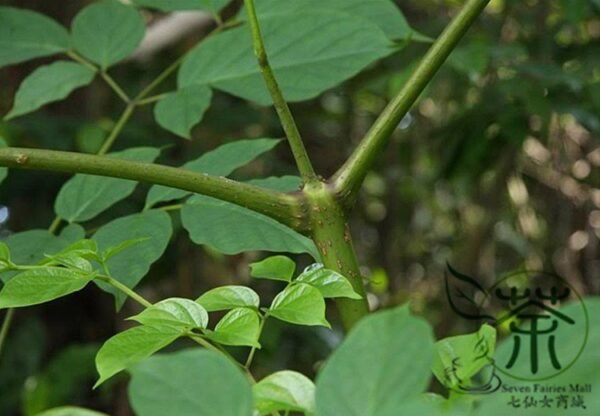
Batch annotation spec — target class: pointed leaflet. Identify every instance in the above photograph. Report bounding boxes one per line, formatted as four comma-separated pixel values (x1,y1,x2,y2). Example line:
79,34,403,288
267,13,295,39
0,224,85,283
132,0,230,13
154,85,212,139
206,308,261,348
268,283,329,327
182,195,319,258
5,62,95,120
145,138,280,208
196,285,260,312
178,11,393,105
315,305,435,416
250,256,296,282
0,268,94,308
71,0,145,69
254,371,316,416
432,324,496,391
93,210,172,308
296,263,362,299
94,325,181,387
128,349,253,416
55,147,161,223
129,298,208,330
243,0,420,42
0,7,69,68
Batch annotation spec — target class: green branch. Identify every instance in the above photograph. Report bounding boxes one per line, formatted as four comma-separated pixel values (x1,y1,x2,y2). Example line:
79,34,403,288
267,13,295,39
0,147,306,230
331,0,490,205
244,0,318,183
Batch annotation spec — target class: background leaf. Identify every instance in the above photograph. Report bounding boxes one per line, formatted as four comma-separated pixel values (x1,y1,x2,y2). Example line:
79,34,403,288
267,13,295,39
196,285,260,312
178,11,393,104
268,283,329,327
182,195,319,258
128,349,253,416
55,147,161,223
71,0,145,69
131,0,230,13
253,370,315,416
0,7,69,68
315,305,434,416
5,62,95,120
154,85,212,139
93,210,172,308
94,325,181,387
145,138,280,208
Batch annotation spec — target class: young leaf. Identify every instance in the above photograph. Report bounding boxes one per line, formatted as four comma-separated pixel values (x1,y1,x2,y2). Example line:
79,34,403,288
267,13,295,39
132,0,230,13
41,239,99,265
178,11,393,105
0,7,70,68
0,267,94,308
5,62,95,120
253,370,316,416
94,325,181,387
431,324,496,390
145,138,280,208
315,305,435,416
250,256,296,282
102,237,150,262
36,407,109,416
93,210,172,308
182,195,319,258
154,85,212,139
196,285,260,312
245,175,302,192
295,264,362,299
128,349,253,416
268,283,329,327
205,308,261,348
129,298,209,330
71,0,145,69
0,241,11,267
55,147,161,223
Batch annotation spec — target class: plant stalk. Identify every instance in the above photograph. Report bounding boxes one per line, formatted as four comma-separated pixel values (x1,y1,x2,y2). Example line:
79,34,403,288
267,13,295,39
332,0,490,205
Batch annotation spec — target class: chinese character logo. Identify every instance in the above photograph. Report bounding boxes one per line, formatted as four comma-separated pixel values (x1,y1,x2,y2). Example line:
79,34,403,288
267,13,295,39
445,264,588,381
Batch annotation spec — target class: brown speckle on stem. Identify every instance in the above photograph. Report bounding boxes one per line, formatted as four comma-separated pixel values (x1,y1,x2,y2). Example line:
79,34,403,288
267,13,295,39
15,154,28,165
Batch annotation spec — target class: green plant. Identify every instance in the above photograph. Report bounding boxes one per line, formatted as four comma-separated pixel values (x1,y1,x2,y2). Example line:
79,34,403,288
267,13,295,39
0,0,597,415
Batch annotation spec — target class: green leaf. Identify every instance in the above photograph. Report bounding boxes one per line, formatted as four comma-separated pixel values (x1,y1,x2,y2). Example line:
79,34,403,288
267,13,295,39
178,11,392,105
206,308,261,348
431,324,496,390
250,256,296,282
102,237,150,261
0,224,85,283
244,0,419,42
295,264,362,299
128,349,253,416
145,138,280,208
182,195,319,258
0,267,94,308
55,147,161,223
93,210,172,308
254,370,315,416
132,0,230,13
0,7,69,68
41,239,99,265
0,241,11,268
71,0,145,69
196,285,260,312
129,298,208,330
94,325,181,387
268,283,329,327
154,85,212,139
315,305,434,416
5,62,95,120
245,175,302,192
36,407,109,416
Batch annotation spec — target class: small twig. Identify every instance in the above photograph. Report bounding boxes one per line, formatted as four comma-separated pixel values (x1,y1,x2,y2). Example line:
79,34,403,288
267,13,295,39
0,308,15,362
244,0,318,183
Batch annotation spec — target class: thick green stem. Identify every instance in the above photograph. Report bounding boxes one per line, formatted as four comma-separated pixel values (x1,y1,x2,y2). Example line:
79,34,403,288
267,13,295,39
332,0,490,205
244,0,318,183
304,182,368,330
0,147,305,230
